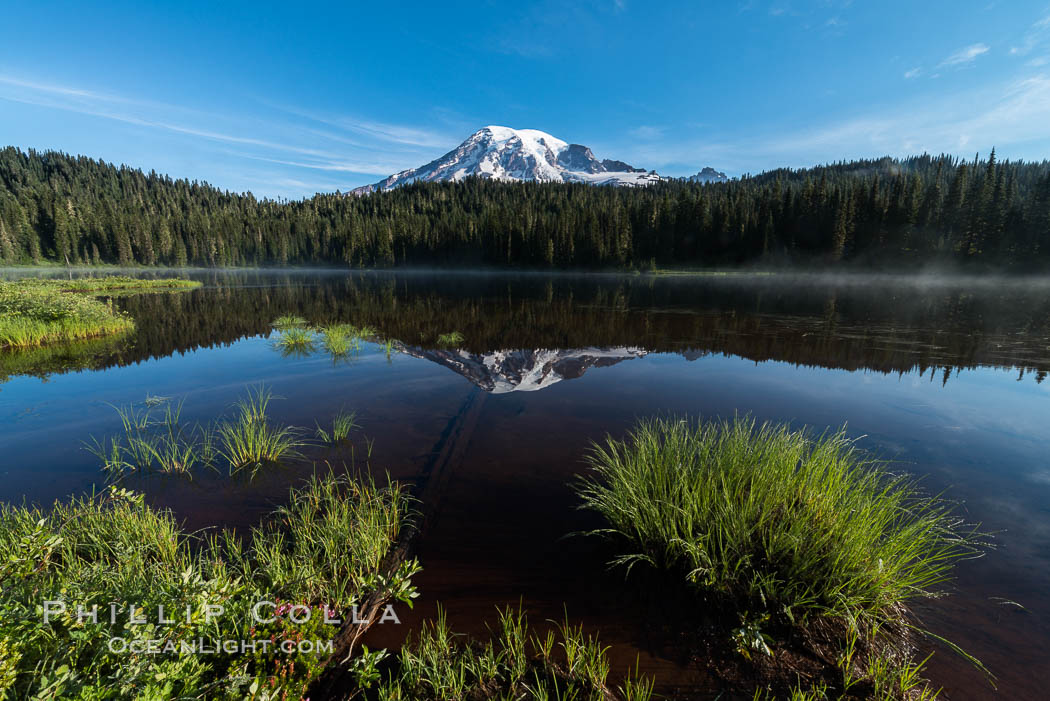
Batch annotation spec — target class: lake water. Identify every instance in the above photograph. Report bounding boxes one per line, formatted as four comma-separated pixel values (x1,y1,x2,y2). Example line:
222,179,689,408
1,269,1048,700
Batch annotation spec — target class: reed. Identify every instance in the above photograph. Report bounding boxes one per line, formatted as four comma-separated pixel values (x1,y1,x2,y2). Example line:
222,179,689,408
274,326,317,355
372,607,652,701
216,386,303,472
316,408,359,444
86,400,212,475
575,416,985,696
318,324,362,357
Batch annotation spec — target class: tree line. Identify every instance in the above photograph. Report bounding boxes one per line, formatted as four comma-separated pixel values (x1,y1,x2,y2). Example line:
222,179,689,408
2,146,1049,269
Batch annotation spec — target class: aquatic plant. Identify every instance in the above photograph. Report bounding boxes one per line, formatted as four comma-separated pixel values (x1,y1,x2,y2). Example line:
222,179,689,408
316,408,359,444
371,607,653,700
86,400,212,475
355,324,378,339
216,386,303,472
273,325,316,355
318,324,362,357
272,315,309,330
436,330,464,346
0,473,415,699
575,416,985,697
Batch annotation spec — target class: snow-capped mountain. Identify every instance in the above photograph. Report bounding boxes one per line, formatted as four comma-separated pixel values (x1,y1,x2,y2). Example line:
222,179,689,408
686,167,729,184
352,126,662,194
400,346,648,393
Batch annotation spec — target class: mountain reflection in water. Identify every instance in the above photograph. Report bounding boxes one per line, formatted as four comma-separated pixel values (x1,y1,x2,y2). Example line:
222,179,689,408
3,269,1050,386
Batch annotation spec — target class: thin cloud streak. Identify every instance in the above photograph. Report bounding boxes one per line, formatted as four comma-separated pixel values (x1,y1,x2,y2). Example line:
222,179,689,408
0,73,456,188
939,43,990,67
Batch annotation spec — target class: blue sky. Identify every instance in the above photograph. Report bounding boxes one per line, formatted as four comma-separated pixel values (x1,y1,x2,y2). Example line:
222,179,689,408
2,1,1050,198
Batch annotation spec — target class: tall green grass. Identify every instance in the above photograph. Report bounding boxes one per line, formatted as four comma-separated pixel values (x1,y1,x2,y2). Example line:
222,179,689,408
575,416,985,697
273,325,317,354
0,473,417,699
15,276,201,293
319,323,362,357
217,387,303,473
576,417,980,626
88,389,301,477
316,408,359,444
86,400,211,475
228,472,417,606
371,607,653,701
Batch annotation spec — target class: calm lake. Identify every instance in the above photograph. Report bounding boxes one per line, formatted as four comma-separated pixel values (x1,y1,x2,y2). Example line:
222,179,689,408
1,269,1048,700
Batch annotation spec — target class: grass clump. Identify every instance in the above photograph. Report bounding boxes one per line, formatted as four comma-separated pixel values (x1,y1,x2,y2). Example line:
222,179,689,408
0,473,417,699
316,408,360,444
319,323,363,357
273,325,317,356
575,416,984,698
217,387,303,473
367,607,653,701
88,388,300,477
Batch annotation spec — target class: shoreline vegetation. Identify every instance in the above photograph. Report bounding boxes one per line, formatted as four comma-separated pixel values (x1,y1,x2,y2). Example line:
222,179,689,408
4,388,992,698
0,276,200,349
575,416,987,699
4,391,656,700
2,146,1050,270
0,471,421,699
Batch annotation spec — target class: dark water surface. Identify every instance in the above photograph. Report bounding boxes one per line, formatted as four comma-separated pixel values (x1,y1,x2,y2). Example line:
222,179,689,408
2,269,1049,699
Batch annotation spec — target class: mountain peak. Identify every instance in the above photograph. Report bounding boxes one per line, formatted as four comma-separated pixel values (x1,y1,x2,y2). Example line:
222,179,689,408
686,167,729,184
352,126,661,194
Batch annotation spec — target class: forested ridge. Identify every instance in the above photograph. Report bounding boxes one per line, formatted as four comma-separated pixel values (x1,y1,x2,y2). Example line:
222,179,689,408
2,145,1049,269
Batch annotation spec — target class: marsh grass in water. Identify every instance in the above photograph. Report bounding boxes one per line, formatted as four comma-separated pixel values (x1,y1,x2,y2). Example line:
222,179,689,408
0,276,199,349
274,325,317,355
316,408,359,445
320,324,362,358
0,472,417,699
368,607,653,701
217,387,304,474
86,400,213,475
575,416,986,698
88,388,300,477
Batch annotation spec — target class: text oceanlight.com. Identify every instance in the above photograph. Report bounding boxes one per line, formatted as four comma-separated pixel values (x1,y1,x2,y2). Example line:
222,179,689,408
107,637,334,655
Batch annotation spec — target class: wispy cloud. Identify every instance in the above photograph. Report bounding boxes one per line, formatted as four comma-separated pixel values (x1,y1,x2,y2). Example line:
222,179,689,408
1010,13,1050,55
904,67,921,79
0,73,458,194
938,43,990,67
